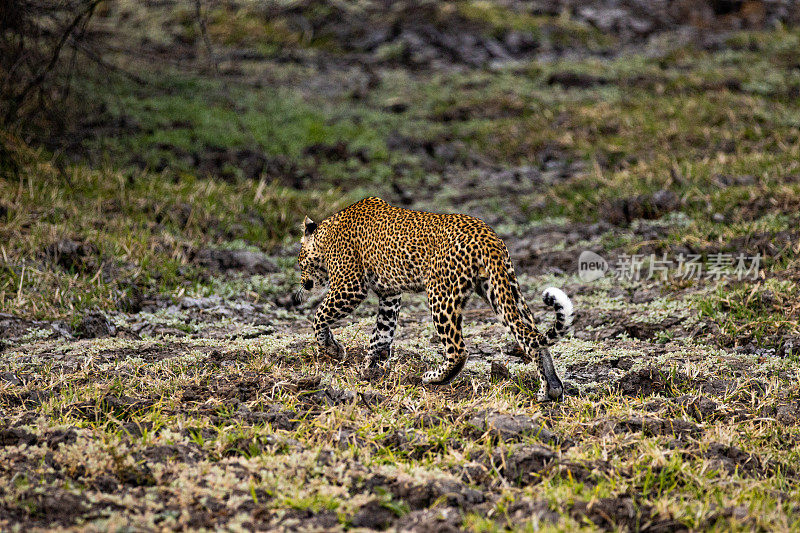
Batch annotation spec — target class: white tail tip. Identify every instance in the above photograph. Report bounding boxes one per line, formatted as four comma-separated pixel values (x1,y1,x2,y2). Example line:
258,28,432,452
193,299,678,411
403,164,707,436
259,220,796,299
542,287,574,328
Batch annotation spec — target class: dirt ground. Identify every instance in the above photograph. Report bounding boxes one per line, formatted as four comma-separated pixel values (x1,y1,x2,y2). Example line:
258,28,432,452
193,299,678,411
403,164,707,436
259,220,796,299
2,218,799,530
2,0,800,531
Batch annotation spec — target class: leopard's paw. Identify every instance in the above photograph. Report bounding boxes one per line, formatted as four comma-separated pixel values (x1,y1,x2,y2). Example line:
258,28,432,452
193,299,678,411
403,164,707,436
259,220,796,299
421,370,438,384
318,339,346,360
365,345,392,369
537,379,564,402
422,357,466,386
536,390,549,402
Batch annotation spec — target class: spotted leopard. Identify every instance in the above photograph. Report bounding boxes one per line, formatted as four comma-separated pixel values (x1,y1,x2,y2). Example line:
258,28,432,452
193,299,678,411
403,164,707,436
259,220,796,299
296,197,574,400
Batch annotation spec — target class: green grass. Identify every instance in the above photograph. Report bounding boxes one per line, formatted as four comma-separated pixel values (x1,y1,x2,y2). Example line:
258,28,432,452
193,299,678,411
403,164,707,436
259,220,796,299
0,131,352,318
84,73,391,175
2,6,800,530
699,278,800,347
3,326,800,530
454,0,615,50
72,22,800,232
4,22,800,343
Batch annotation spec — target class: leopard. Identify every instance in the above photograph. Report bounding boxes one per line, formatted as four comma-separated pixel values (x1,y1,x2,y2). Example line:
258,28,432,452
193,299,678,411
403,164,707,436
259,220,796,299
296,197,574,400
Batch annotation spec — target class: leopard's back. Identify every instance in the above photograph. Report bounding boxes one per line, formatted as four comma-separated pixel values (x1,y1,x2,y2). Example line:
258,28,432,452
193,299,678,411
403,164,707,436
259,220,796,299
322,197,504,293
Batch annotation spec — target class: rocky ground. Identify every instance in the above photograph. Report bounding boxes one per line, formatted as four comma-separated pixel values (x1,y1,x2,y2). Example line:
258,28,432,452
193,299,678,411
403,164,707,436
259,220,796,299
2,0,800,531
2,241,800,531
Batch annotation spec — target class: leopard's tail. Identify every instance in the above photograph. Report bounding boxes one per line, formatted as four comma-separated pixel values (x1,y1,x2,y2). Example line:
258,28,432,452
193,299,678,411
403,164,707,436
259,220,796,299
483,256,573,348
541,287,574,343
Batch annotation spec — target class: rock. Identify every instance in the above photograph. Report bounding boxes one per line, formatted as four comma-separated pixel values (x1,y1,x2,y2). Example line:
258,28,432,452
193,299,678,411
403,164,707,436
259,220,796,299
350,500,398,530
195,248,278,274
468,410,556,442
228,301,255,313
1,372,22,386
628,16,654,34
652,189,679,211
75,312,116,339
578,7,629,32
396,507,462,533
180,295,222,309
775,403,800,425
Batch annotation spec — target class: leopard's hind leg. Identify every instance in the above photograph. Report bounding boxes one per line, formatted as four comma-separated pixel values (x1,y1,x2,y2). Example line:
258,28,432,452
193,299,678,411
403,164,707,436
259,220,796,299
483,257,564,401
422,270,472,385
474,278,495,313
365,292,401,368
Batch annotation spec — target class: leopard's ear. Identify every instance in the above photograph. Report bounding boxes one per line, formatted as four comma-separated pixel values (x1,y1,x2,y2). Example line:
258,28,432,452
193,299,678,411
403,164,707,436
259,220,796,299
303,216,317,237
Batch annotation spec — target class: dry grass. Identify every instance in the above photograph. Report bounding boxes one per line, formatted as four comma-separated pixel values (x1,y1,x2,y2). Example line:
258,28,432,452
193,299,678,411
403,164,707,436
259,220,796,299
2,309,800,530
2,2,800,530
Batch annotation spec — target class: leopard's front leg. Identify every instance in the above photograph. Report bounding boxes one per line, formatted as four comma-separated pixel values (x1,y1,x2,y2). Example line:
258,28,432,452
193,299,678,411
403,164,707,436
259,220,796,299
365,293,401,369
314,285,367,360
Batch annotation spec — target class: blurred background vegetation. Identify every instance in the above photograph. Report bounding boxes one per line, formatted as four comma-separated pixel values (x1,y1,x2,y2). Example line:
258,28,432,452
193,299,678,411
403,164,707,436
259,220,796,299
1,0,799,347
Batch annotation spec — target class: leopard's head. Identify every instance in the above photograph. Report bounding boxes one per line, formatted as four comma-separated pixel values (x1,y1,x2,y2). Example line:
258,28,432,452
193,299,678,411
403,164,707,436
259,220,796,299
296,216,328,297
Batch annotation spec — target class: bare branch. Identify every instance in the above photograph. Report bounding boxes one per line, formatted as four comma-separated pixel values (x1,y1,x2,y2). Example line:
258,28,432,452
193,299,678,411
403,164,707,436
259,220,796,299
194,0,219,74
1,0,103,124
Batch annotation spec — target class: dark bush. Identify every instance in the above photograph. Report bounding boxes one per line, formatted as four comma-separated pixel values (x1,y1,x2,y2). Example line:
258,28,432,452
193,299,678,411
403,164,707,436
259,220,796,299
0,0,102,125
